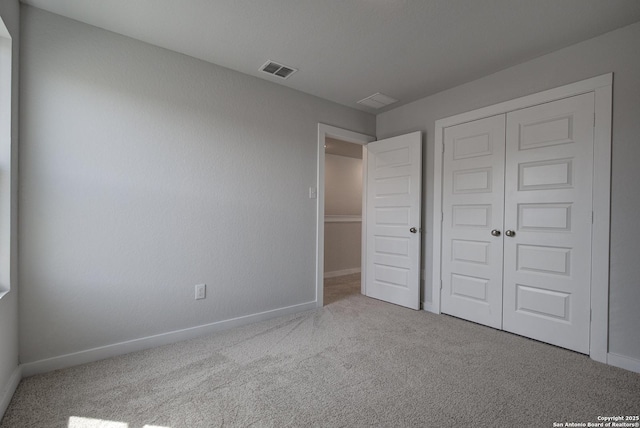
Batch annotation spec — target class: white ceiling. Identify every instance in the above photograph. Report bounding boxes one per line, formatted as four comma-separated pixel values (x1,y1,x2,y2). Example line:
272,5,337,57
20,0,640,113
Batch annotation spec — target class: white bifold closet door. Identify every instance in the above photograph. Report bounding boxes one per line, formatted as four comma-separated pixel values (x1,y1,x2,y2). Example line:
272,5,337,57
441,92,595,354
441,115,506,329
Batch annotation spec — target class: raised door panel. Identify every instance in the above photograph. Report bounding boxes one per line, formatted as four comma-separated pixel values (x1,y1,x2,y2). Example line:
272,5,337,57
503,92,594,354
441,115,505,329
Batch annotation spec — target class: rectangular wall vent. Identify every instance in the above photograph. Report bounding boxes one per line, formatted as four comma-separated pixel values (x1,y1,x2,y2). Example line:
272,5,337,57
260,60,297,79
357,92,398,109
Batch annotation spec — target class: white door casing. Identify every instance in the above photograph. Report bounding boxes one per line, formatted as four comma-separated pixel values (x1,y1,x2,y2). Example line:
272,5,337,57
365,132,422,310
441,115,506,329
502,93,594,354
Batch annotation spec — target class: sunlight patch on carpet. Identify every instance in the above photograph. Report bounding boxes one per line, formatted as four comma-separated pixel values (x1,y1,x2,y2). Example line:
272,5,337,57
68,417,128,428
68,416,170,428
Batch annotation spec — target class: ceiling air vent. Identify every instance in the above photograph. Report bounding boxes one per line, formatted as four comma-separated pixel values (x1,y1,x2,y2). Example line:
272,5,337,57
260,60,297,79
357,92,398,109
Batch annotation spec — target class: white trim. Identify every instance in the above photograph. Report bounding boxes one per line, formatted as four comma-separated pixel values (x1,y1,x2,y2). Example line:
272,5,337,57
432,124,443,314
422,300,437,313
589,83,613,364
317,124,375,308
324,268,361,279
431,74,612,363
324,215,361,223
0,365,21,420
0,24,12,295
21,301,316,377
434,74,612,130
361,147,369,297
0,16,10,39
607,353,640,374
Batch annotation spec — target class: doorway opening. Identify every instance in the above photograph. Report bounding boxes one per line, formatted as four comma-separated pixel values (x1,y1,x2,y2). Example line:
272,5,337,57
316,124,375,307
323,138,363,305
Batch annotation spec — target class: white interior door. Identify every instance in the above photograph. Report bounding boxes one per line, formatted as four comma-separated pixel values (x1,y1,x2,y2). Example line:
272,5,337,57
502,93,594,353
365,132,422,310
441,115,506,329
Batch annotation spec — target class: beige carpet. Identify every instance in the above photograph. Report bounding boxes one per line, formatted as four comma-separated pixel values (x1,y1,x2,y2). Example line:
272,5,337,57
323,273,361,305
2,282,639,427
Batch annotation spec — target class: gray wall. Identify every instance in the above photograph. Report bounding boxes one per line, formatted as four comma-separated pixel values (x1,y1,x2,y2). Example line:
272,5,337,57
377,21,640,361
19,6,374,363
324,153,362,275
0,0,19,413
324,223,361,275
324,154,362,216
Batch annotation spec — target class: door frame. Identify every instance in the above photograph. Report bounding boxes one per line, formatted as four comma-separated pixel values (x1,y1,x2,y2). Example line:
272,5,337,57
431,73,612,363
316,124,375,307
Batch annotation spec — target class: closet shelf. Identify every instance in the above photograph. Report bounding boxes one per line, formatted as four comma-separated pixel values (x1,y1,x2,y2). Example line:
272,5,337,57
325,215,361,223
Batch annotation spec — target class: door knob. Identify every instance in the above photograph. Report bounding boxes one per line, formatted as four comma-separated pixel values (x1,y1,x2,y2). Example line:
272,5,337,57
490,229,501,237
505,230,516,237
410,227,417,233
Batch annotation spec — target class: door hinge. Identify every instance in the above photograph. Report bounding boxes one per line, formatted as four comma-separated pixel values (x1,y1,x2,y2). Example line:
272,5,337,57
441,211,444,223
593,112,596,128
440,280,443,290
590,308,592,322
442,143,445,154
591,211,594,224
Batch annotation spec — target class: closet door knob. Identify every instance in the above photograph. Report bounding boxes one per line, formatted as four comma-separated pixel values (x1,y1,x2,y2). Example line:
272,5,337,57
410,227,417,233
490,229,501,237
505,230,516,237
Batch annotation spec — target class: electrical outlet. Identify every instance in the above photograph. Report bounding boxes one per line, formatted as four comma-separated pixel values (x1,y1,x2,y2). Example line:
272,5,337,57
195,284,206,300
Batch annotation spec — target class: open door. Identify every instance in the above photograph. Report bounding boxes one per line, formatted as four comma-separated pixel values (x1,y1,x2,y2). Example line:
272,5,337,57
365,132,422,309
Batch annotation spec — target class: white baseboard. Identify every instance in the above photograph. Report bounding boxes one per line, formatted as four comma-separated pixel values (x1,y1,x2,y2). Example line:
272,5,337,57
0,365,21,421
21,301,317,377
607,352,640,374
324,268,361,279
